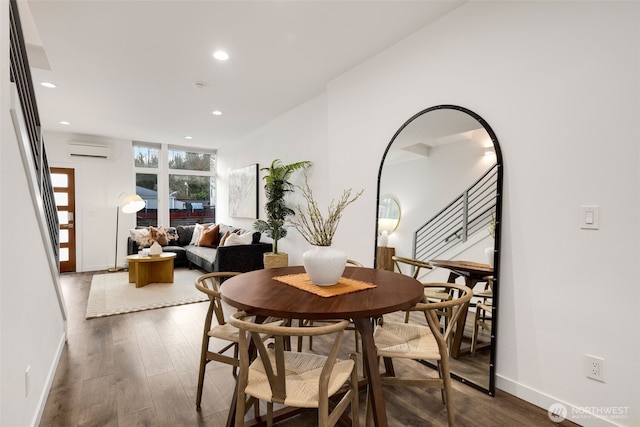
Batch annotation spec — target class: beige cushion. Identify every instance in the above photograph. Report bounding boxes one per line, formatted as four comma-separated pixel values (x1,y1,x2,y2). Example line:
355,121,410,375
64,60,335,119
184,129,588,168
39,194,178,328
223,231,253,246
208,322,240,342
129,228,153,248
189,223,206,245
374,321,441,360
219,230,233,246
245,350,354,408
209,319,282,342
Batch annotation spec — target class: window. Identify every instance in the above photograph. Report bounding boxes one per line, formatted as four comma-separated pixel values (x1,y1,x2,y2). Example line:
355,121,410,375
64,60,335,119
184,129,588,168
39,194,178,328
167,148,216,227
135,173,158,227
133,143,216,228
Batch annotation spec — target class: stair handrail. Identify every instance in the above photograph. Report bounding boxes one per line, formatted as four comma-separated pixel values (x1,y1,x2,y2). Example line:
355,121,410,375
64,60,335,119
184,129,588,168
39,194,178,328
9,0,67,322
414,164,497,261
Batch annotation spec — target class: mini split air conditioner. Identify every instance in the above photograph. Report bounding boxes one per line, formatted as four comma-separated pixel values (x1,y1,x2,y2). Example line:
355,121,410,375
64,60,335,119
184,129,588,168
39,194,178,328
67,141,111,159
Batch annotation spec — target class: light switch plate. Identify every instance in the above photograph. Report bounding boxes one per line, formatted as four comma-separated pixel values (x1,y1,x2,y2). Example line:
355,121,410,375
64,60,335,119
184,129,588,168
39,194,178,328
580,205,600,230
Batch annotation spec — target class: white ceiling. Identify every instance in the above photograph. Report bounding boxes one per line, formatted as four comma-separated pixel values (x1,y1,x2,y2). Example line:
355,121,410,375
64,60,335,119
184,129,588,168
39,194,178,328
22,0,464,149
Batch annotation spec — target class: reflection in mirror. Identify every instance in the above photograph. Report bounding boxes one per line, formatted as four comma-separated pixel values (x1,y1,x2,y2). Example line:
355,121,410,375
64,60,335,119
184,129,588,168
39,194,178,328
376,105,502,395
378,196,400,246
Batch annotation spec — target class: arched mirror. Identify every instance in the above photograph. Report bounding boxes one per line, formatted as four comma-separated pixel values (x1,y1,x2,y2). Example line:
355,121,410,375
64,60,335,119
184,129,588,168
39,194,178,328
376,105,502,395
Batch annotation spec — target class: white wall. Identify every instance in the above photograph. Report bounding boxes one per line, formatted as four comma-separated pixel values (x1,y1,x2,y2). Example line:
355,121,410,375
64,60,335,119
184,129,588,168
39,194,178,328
217,93,331,266
219,2,640,425
45,132,135,272
1,11,66,426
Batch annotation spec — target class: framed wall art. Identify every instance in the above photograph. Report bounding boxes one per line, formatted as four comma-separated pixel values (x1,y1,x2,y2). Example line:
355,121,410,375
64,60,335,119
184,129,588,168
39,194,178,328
228,164,258,219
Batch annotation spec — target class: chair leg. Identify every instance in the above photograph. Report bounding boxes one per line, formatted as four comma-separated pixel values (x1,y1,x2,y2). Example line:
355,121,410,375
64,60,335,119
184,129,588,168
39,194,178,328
195,335,209,410
349,354,360,427
471,307,482,356
267,401,273,427
235,391,246,427
440,355,456,426
233,343,239,376
437,361,446,405
365,392,373,427
382,356,395,377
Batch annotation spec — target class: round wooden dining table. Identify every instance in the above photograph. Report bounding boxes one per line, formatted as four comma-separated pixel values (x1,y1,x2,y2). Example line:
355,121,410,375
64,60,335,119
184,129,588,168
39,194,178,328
221,265,424,427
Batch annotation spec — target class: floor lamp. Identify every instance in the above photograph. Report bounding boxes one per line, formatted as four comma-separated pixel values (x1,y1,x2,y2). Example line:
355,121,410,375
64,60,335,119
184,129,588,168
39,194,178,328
108,193,146,272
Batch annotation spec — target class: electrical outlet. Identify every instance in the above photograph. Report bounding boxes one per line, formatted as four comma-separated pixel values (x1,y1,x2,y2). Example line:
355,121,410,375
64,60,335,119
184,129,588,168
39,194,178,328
586,354,604,382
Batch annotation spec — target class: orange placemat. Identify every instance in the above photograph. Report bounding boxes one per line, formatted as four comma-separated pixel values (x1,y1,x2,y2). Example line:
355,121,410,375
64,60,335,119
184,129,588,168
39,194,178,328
274,273,376,298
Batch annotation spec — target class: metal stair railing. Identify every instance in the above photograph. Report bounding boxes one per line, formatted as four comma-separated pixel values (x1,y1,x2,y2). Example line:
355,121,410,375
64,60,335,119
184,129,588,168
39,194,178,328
9,0,66,320
414,164,497,262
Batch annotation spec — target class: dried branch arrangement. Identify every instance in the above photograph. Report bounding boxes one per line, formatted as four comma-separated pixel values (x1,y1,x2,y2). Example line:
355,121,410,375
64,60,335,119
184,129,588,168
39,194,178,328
289,174,363,246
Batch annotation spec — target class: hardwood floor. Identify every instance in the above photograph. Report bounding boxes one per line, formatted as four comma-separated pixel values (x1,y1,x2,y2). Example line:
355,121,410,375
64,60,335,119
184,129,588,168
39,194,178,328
40,271,578,427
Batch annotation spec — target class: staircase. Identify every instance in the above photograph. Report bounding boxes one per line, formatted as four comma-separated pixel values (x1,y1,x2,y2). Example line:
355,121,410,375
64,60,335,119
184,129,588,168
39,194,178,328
414,164,498,262
9,0,66,318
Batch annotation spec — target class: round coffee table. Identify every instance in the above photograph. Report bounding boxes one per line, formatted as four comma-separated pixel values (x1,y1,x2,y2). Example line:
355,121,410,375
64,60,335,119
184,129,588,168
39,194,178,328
126,252,176,288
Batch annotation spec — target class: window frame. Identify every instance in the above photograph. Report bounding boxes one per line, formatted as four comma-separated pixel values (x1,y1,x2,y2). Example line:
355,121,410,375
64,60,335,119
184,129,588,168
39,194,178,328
133,142,216,228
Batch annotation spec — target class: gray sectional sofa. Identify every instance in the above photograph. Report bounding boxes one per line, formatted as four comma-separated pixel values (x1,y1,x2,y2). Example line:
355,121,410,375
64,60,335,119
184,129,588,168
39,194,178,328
127,223,272,273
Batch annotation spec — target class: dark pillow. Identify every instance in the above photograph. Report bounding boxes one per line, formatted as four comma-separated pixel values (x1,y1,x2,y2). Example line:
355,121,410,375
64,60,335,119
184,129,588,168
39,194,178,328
176,225,195,246
165,227,179,245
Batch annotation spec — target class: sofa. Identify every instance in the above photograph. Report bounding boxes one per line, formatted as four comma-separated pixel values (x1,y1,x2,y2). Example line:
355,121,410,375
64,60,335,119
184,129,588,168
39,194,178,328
127,223,272,273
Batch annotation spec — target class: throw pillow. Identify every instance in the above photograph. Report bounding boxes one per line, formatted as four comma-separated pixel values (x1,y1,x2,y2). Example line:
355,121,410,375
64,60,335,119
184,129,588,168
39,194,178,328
189,223,206,246
165,227,179,245
223,231,254,246
219,230,234,247
129,228,152,249
198,224,220,247
149,226,169,246
176,225,195,246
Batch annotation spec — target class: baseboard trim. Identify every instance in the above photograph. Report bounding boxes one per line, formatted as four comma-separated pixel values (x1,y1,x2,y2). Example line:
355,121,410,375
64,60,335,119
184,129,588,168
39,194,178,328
496,374,626,427
31,326,67,427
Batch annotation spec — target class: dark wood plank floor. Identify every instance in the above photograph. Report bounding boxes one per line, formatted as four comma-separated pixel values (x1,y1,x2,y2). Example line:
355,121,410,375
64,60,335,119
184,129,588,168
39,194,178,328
40,271,578,427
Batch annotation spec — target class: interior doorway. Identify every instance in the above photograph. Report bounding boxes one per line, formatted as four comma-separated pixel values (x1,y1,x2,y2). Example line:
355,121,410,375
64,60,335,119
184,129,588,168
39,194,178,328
50,167,77,273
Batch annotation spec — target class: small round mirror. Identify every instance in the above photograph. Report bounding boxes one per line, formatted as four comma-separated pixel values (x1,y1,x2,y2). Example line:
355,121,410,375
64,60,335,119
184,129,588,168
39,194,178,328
378,196,400,234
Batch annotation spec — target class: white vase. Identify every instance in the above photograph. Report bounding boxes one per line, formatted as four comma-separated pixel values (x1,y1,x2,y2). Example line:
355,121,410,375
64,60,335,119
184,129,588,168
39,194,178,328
149,241,163,256
302,245,347,286
485,246,494,267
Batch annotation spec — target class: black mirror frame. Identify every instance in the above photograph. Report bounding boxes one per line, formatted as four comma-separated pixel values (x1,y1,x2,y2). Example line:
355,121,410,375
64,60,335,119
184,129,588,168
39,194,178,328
375,104,503,396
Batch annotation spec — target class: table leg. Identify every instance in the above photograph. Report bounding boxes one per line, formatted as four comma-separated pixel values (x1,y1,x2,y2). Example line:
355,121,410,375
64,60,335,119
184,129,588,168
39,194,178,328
353,317,388,427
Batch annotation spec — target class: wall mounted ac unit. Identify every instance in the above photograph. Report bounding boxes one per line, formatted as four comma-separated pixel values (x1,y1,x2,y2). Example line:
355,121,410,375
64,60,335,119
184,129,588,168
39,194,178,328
68,141,111,159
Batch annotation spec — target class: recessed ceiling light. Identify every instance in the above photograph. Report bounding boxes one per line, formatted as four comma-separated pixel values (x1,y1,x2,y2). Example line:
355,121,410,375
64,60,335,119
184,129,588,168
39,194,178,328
212,110,222,116
41,82,57,88
213,50,229,61
185,136,193,140
59,121,70,125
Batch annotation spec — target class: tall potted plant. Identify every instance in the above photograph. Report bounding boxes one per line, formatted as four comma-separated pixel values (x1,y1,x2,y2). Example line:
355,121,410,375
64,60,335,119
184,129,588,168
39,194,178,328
254,159,311,268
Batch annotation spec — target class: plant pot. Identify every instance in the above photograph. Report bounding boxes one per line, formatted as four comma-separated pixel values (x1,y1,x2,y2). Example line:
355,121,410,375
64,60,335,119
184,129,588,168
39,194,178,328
264,252,288,269
302,246,347,286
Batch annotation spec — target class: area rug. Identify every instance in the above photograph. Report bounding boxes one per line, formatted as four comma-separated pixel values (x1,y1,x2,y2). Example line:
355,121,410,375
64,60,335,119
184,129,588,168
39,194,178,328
86,268,207,318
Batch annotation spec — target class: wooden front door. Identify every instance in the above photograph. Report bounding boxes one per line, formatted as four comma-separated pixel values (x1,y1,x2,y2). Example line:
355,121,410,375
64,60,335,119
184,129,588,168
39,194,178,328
50,168,76,272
